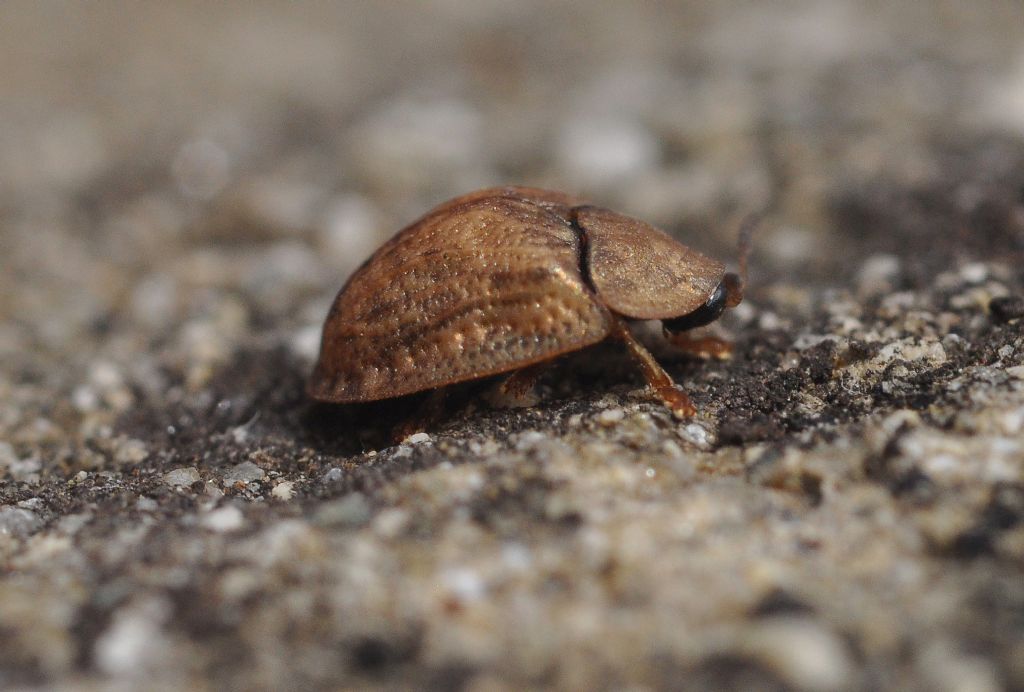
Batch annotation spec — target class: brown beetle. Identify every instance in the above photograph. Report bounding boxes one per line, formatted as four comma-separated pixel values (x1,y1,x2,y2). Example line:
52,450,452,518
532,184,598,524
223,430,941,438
308,186,750,418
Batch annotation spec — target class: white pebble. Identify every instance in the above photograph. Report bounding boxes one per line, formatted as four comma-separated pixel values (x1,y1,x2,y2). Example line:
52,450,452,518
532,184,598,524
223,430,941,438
440,566,486,603
72,386,99,412
162,467,201,487
113,437,148,465
222,461,266,484
596,408,625,426
856,253,901,296
1006,365,1024,380
404,431,432,445
679,423,711,449
515,431,549,451
0,506,43,538
316,493,371,527
94,598,171,677
373,508,409,538
0,442,17,468
320,193,383,271
202,505,245,533
501,543,533,571
289,323,322,364
743,619,854,691
271,481,295,501
960,262,989,284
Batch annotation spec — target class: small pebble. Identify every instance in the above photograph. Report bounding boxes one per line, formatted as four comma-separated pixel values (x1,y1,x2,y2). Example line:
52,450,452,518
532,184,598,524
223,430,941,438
222,461,266,484
271,481,295,501
404,432,432,445
440,566,486,603
289,323,322,363
743,618,855,691
680,423,712,449
320,193,383,272
373,508,409,538
856,253,901,296
596,408,625,426
514,431,549,451
0,442,18,468
960,262,989,284
315,493,371,527
113,437,148,465
202,505,245,533
0,506,43,538
94,598,171,676
163,467,201,487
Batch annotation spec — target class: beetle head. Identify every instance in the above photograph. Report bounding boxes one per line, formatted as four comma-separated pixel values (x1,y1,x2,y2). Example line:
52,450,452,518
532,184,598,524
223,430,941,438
661,272,739,333
662,213,756,335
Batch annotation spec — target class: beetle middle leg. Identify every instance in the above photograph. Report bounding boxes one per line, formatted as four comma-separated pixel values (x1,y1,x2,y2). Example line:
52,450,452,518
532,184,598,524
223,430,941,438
665,331,734,360
489,362,549,408
612,319,696,418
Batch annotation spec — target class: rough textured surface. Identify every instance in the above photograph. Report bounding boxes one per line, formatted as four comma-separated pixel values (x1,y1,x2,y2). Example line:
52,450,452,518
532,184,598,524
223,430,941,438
3,2,1024,690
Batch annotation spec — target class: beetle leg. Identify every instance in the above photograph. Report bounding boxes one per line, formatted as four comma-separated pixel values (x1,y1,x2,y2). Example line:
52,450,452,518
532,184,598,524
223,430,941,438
612,319,696,418
490,362,549,408
664,331,734,360
391,388,448,441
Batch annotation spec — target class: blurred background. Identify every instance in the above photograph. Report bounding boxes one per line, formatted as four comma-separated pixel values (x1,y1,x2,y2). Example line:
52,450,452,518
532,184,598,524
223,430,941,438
3,1,1023,382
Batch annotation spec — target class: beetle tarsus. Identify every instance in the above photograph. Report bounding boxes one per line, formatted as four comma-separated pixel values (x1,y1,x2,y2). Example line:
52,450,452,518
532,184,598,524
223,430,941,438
613,318,698,418
654,385,697,419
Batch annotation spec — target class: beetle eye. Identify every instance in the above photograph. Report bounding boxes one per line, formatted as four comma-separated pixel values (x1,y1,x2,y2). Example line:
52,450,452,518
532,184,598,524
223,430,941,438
662,281,728,334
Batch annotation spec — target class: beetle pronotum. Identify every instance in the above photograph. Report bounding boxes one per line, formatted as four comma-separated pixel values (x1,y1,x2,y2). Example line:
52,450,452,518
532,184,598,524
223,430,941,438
308,186,751,418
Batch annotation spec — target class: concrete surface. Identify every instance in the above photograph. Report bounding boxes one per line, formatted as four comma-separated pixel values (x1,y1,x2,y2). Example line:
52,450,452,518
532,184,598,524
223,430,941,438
2,2,1023,690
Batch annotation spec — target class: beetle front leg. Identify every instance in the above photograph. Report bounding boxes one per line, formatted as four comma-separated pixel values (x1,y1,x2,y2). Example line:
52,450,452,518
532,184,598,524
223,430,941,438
664,331,734,360
612,319,696,418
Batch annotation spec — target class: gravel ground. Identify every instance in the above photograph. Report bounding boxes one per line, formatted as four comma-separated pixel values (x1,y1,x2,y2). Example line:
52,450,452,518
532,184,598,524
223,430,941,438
2,2,1024,690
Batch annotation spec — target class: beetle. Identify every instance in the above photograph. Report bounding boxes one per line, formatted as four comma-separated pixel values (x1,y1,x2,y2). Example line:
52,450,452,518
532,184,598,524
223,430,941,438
308,186,751,418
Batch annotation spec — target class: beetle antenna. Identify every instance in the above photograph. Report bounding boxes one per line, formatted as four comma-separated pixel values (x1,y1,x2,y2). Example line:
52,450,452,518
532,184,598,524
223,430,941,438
737,212,759,289
723,212,760,308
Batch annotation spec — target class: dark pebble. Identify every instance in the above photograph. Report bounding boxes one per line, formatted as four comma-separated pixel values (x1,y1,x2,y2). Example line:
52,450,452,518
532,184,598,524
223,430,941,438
989,295,1024,322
